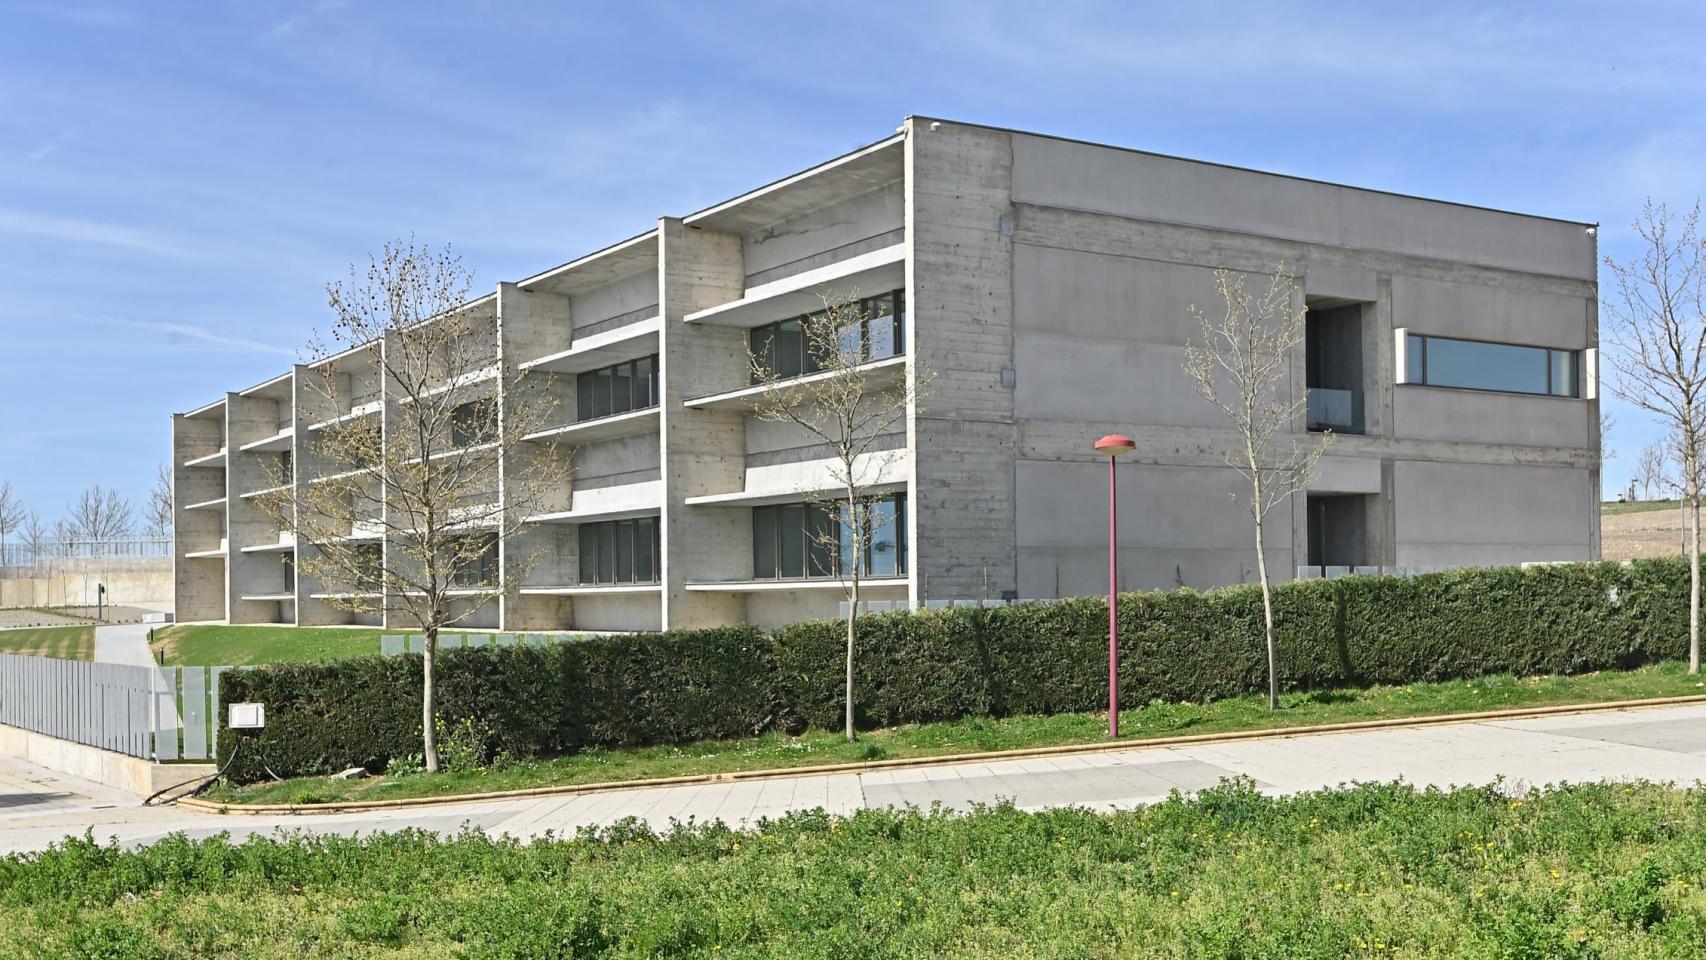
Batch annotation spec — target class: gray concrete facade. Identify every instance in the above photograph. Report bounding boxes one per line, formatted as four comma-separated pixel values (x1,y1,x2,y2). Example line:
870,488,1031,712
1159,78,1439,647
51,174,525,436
172,117,1600,630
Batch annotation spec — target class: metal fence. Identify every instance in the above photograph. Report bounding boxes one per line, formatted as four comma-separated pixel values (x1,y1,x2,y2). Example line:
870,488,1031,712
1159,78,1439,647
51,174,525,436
0,653,231,762
1,537,172,567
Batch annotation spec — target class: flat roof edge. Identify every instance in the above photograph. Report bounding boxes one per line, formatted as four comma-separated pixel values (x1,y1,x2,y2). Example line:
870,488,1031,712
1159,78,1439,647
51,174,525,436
911,116,1594,229
682,132,906,227
515,228,659,290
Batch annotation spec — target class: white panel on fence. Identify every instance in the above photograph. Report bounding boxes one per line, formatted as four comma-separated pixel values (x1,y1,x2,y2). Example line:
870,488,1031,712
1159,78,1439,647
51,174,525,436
870,601,895,612
496,633,519,648
153,667,179,762
925,600,951,609
181,667,208,760
380,635,405,656
467,634,491,649
406,635,422,654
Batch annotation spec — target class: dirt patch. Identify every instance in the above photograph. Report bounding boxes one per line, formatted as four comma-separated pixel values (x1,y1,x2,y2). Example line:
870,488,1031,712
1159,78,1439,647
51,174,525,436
1603,505,1692,561
0,604,156,629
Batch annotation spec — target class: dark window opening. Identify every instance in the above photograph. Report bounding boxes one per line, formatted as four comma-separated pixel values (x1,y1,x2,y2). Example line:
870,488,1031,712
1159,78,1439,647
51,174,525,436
450,400,497,448
575,354,660,423
577,517,661,584
751,494,908,580
1305,303,1365,434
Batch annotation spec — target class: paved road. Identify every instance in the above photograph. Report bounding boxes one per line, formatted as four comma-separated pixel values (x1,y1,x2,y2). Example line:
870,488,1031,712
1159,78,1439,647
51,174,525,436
91,622,156,666
5,702,1706,856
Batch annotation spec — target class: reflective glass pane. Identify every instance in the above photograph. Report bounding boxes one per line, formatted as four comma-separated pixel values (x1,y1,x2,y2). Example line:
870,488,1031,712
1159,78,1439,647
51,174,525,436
752,507,777,579
634,517,655,582
868,498,899,577
611,363,633,416
577,374,594,421
1550,349,1579,397
614,520,633,583
633,356,656,408
776,322,803,378
579,525,595,583
1405,335,1425,384
597,524,614,583
867,293,897,360
1422,337,1549,394
778,504,805,577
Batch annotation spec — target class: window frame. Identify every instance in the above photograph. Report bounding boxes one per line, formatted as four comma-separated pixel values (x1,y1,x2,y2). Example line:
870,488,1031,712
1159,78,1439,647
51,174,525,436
1404,333,1582,399
751,494,909,581
576,516,662,585
748,289,906,385
575,354,661,424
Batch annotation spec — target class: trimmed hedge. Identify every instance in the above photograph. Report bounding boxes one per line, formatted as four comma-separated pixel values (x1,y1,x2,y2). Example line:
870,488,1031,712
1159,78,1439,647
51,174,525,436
219,558,1694,781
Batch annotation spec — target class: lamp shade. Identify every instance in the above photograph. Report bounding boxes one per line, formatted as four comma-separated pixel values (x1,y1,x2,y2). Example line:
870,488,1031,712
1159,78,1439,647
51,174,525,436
1093,433,1136,455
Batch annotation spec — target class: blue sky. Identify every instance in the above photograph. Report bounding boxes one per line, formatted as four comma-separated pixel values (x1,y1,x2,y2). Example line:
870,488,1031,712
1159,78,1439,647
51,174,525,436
0,1,1702,522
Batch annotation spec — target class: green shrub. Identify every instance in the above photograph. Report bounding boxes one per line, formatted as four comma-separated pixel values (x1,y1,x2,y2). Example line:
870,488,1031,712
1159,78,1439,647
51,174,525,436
219,558,1696,782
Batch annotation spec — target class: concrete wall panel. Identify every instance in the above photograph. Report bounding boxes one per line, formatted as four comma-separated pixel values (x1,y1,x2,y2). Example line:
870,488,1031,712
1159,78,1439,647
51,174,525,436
1392,275,1589,348
1392,460,1593,564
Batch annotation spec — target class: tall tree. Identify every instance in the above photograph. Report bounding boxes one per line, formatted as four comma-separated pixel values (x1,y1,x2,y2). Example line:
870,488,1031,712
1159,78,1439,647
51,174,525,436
145,462,174,537
66,484,134,541
0,481,23,564
747,292,930,741
1603,200,1706,674
1185,264,1332,710
21,511,50,565
254,239,566,771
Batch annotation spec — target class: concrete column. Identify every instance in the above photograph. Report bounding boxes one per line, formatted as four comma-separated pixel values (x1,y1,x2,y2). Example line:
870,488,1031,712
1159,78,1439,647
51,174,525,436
225,390,287,624
496,281,576,630
905,119,1020,603
171,411,226,623
658,217,749,628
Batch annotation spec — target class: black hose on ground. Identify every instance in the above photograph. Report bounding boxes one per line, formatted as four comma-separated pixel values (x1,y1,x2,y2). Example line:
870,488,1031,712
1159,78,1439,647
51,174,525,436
142,738,243,806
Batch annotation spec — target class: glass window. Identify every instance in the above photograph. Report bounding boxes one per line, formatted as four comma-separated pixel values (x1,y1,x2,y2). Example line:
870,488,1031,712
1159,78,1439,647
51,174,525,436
868,498,900,577
578,525,596,583
590,367,613,419
596,523,614,583
450,400,493,448
576,371,594,418
613,519,633,583
1406,334,1580,398
752,495,908,580
753,507,776,579
611,363,633,416
634,517,656,583
633,356,655,409
749,289,906,384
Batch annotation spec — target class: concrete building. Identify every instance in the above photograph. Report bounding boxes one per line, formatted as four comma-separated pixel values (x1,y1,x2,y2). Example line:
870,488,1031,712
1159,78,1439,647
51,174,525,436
172,117,1601,632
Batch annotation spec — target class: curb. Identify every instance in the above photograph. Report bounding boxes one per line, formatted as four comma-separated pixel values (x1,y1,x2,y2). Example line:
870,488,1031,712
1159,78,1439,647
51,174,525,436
177,693,1706,816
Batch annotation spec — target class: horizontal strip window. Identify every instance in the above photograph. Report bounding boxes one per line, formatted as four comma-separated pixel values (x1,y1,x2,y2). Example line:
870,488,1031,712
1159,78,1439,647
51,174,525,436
749,289,905,384
450,400,498,447
752,494,907,580
448,534,499,588
576,354,659,422
578,517,660,585
1405,334,1580,398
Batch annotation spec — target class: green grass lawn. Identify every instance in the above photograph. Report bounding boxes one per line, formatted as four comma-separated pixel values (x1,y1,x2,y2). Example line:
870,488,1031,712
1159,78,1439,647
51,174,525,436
150,624,498,667
0,625,93,660
1604,499,1682,516
204,659,1706,807
8,780,1706,957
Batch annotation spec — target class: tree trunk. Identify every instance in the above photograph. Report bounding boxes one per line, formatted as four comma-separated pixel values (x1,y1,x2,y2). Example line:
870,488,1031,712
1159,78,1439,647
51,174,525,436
422,624,441,771
844,487,858,743
1692,479,1701,675
1253,514,1278,711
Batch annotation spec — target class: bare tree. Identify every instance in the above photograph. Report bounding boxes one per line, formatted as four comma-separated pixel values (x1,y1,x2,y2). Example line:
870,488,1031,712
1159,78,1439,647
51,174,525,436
21,511,50,564
1604,200,1706,674
0,481,23,563
253,239,567,771
1636,441,1672,501
747,291,931,741
1186,264,1332,711
1601,409,1617,464
144,462,174,537
66,484,134,541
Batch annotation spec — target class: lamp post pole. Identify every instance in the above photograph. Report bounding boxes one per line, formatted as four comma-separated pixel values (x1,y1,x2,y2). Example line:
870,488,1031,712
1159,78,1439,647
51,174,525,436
1093,434,1136,738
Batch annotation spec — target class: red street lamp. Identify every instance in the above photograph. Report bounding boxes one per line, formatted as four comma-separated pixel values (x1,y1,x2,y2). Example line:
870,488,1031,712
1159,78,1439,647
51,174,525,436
1093,433,1136,737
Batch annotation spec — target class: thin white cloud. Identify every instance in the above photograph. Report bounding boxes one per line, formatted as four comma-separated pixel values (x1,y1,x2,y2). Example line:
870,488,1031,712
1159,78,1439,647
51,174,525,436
0,208,197,258
101,317,299,357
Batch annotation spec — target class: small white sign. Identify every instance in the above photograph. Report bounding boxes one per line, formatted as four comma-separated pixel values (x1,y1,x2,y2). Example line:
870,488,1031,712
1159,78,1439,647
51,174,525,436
228,702,266,729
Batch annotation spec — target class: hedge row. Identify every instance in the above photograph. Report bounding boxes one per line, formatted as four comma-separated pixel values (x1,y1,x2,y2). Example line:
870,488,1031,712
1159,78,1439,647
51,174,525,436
219,557,1694,781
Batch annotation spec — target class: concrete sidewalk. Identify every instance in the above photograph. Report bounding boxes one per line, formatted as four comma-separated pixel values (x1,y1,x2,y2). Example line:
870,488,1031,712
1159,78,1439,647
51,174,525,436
6,701,1706,856
91,623,156,667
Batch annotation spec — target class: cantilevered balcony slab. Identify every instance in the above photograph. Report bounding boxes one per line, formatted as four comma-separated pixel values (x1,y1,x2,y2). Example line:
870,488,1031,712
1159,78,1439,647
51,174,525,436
683,244,904,328
239,540,295,554
518,583,663,597
525,504,661,525
239,483,291,500
239,427,294,453
518,316,661,374
182,496,227,512
684,577,908,593
184,448,227,469
523,407,659,445
239,592,295,603
685,479,906,509
682,356,906,411
307,399,382,432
